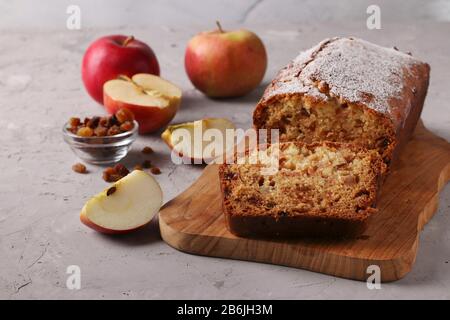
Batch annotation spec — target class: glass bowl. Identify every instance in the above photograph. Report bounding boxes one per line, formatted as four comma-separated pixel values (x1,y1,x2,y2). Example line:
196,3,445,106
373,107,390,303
62,120,138,164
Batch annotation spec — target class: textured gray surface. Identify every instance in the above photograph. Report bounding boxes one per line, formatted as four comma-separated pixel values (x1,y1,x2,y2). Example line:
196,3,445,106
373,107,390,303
0,1,449,300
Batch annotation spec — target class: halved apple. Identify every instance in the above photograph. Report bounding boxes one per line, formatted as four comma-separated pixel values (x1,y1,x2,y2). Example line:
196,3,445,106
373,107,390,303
161,118,235,164
80,170,163,234
103,73,182,134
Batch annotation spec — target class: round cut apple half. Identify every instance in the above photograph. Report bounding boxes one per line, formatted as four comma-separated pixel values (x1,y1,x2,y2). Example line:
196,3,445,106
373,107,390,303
161,118,235,164
103,73,182,134
80,170,163,234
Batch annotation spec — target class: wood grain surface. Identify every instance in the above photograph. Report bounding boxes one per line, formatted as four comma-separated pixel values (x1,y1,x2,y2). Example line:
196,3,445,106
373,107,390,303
159,122,450,282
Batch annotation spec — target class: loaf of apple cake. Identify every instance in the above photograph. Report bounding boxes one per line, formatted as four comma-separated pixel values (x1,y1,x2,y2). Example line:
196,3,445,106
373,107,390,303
219,142,385,238
253,37,430,166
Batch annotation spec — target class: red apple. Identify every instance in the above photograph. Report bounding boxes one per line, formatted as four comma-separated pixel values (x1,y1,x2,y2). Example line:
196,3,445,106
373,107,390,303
185,22,267,98
103,74,182,134
82,35,160,104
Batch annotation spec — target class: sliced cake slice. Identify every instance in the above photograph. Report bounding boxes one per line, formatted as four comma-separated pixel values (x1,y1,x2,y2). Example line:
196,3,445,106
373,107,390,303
219,141,386,238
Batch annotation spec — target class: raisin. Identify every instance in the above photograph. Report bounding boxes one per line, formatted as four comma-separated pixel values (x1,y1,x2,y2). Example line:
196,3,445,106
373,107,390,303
258,177,265,186
114,163,130,176
102,166,127,183
120,121,134,132
107,125,121,136
99,116,110,127
87,116,100,128
115,108,135,123
150,167,161,175
77,127,94,137
103,167,116,175
72,163,87,174
299,108,310,117
94,126,108,137
141,146,154,154
102,166,124,183
109,115,119,126
69,117,80,128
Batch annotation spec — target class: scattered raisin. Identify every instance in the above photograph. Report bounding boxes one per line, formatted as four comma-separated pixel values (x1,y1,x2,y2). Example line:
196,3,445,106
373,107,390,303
115,108,135,123
77,127,94,137
114,163,130,176
141,146,154,154
150,167,161,175
103,167,116,175
72,163,87,174
102,171,112,182
102,166,129,183
102,166,125,183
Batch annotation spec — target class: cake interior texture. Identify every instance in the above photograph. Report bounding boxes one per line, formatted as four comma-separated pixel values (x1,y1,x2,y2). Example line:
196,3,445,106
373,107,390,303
220,142,385,222
257,95,396,163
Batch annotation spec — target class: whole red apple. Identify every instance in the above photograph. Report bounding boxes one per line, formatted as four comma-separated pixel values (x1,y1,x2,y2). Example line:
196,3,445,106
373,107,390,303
82,35,160,104
185,22,267,98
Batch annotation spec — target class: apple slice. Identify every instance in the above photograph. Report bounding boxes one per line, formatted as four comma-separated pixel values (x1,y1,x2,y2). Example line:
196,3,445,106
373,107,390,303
161,118,235,163
80,170,163,234
103,73,182,134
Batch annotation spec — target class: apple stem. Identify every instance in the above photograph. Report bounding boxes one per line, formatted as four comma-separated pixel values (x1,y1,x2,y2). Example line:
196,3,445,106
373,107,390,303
216,21,224,33
122,35,135,46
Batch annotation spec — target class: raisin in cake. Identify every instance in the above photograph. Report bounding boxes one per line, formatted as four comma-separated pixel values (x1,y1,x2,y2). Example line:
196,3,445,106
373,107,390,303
253,37,430,166
219,142,386,238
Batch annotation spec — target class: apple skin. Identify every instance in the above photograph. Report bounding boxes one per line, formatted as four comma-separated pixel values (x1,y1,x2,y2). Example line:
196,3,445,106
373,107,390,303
82,35,160,104
80,206,148,235
103,93,179,134
185,28,267,98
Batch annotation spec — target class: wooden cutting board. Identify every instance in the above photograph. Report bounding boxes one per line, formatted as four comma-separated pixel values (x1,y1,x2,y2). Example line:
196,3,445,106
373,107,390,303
159,122,450,282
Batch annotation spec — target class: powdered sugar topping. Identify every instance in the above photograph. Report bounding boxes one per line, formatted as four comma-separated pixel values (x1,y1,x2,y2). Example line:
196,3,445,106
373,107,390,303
264,37,422,116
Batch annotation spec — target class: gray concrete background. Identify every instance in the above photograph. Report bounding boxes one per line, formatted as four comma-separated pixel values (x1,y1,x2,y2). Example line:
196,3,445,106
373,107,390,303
0,0,449,299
